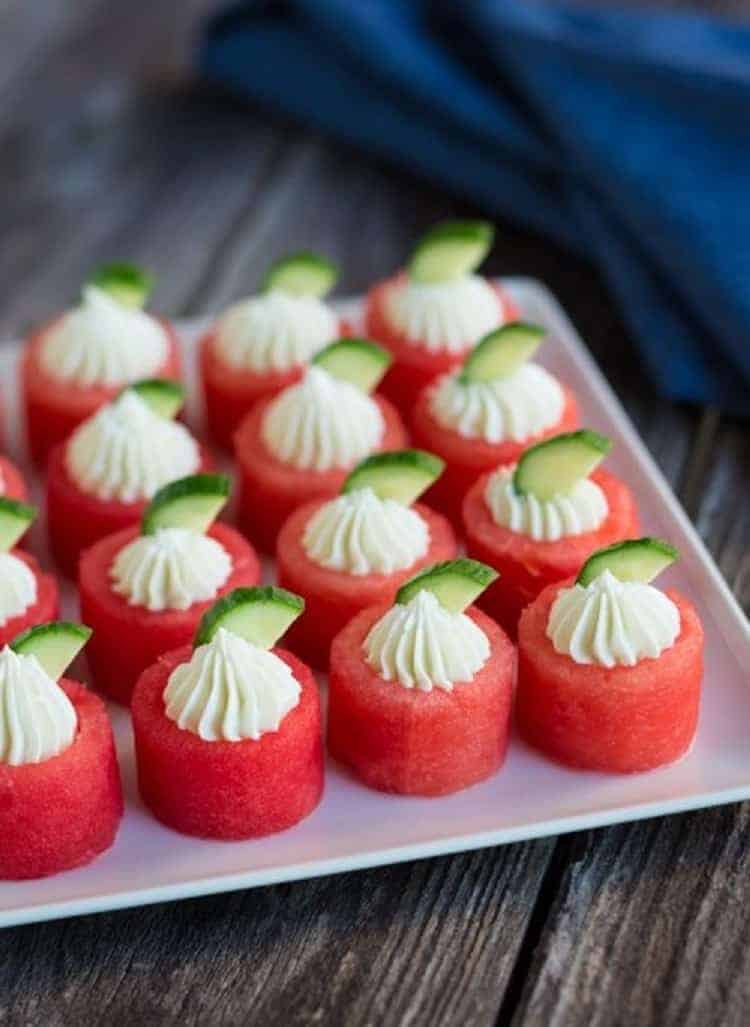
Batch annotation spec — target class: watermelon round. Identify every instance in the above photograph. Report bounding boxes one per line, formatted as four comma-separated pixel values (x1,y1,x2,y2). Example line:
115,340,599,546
79,522,261,705
45,440,214,579
364,274,518,417
132,645,324,839
464,468,640,637
0,679,123,879
410,380,580,531
276,499,457,668
0,454,29,502
234,393,408,553
517,580,704,773
328,603,515,796
0,549,59,649
22,317,182,468
199,317,351,451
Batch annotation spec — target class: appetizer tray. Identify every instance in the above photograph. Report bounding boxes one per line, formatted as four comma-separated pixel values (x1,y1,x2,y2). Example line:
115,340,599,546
1,278,748,930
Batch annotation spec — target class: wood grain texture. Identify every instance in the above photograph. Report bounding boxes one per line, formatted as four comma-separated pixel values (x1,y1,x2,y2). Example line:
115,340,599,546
0,2,748,1026
0,846,554,1027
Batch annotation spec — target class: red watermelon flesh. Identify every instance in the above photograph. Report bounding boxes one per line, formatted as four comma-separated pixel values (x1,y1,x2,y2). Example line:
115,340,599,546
0,549,59,649
79,522,261,706
0,455,29,502
517,580,704,773
45,439,214,579
132,645,324,839
328,603,515,796
0,679,123,879
234,393,408,553
276,499,457,668
364,274,519,417
411,380,580,532
464,468,640,637
199,318,351,451
22,317,182,467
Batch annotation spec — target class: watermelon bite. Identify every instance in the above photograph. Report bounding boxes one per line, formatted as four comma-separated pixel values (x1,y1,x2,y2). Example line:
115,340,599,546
364,275,518,417
0,549,59,649
328,603,515,796
132,645,324,839
410,381,580,531
234,394,408,553
276,499,457,669
0,679,123,879
464,468,640,637
79,522,261,705
45,441,214,578
517,580,704,773
199,315,352,451
21,318,182,467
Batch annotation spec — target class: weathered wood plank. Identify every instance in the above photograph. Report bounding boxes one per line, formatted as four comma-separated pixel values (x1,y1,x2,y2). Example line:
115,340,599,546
0,846,554,1027
509,807,750,1027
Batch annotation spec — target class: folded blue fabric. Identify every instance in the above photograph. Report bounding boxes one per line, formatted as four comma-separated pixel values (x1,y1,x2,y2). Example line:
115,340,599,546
201,0,750,415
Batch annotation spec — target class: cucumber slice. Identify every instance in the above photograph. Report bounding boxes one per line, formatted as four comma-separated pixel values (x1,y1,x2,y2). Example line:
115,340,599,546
127,378,185,419
396,558,498,613
11,622,92,681
261,251,338,298
577,538,679,587
312,338,391,393
459,322,544,384
408,220,494,284
87,262,154,308
0,497,36,552
142,474,231,535
513,430,612,501
342,450,444,506
195,586,305,649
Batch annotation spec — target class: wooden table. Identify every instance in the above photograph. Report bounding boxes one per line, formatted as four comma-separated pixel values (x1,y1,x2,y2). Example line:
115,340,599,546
1,5,748,1025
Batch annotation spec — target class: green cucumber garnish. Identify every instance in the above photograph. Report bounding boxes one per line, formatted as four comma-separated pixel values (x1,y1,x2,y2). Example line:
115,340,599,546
459,322,544,384
87,262,154,309
11,622,92,681
408,220,494,284
142,474,230,535
195,586,304,650
395,558,498,613
127,378,184,419
577,538,679,587
513,430,612,501
261,251,338,298
343,450,444,506
0,497,36,552
312,338,391,393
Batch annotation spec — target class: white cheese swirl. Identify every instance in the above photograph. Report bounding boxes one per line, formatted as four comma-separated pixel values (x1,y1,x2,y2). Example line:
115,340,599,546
431,364,564,443
387,275,502,353
485,465,608,541
215,290,338,373
163,627,301,741
66,390,200,503
0,647,77,766
110,528,232,611
364,589,490,692
261,366,385,471
0,553,37,627
546,570,680,668
40,285,168,387
303,487,429,575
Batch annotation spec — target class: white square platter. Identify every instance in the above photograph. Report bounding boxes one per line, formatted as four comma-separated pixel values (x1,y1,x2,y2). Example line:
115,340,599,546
0,278,748,929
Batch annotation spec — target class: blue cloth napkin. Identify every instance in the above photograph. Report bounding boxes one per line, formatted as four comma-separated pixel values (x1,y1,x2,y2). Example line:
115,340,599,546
200,0,750,415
